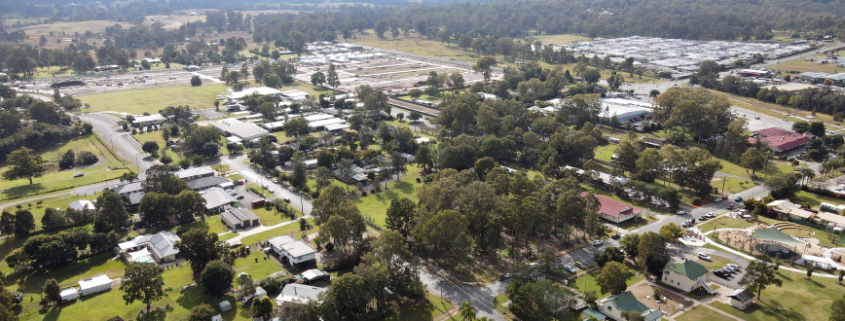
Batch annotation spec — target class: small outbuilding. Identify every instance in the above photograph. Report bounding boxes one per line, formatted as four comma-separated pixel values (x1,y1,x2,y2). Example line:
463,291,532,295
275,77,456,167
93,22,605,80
69,200,96,212
220,207,260,230
78,275,112,296
726,288,754,310
219,300,232,312
60,287,79,302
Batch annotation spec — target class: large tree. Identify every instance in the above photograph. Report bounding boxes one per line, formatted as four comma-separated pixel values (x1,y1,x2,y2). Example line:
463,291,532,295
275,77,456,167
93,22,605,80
142,141,160,157
637,231,669,273
385,198,417,240
596,261,629,295
472,56,496,84
187,304,216,321
319,274,371,321
326,63,340,88
739,260,782,300
120,263,166,312
177,229,223,278
43,279,62,305
200,260,234,297
13,209,35,236
832,293,845,321
142,165,188,194
2,147,45,184
413,209,471,267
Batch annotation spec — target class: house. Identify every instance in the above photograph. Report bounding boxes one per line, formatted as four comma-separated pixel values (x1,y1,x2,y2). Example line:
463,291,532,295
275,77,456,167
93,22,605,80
175,166,215,181
332,166,369,184
726,288,754,310
220,207,260,230
297,269,330,285
275,284,328,306
78,275,112,296
187,176,233,192
748,127,811,155
582,192,641,224
112,181,143,197
662,259,714,293
642,138,666,148
211,118,269,142
400,153,416,163
69,199,96,212
200,187,238,212
598,291,663,321
119,231,181,263
131,114,166,127
267,235,318,268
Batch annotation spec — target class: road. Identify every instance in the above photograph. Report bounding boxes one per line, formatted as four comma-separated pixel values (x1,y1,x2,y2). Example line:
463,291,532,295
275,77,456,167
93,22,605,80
78,112,158,175
218,154,313,215
419,269,509,321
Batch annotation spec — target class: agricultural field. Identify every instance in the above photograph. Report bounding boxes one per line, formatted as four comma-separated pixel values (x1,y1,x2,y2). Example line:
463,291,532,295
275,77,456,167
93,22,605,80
350,30,483,64
769,55,842,74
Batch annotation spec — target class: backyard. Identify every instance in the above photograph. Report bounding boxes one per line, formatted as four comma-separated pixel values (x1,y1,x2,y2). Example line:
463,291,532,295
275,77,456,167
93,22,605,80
351,163,426,228
567,263,646,299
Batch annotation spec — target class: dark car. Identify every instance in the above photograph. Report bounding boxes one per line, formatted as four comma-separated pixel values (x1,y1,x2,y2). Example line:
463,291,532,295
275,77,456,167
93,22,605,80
237,195,245,200
611,234,621,240
734,196,743,202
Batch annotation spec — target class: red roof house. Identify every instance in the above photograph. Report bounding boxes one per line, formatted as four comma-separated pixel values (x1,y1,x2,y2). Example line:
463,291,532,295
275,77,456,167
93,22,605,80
747,127,811,154
581,192,642,223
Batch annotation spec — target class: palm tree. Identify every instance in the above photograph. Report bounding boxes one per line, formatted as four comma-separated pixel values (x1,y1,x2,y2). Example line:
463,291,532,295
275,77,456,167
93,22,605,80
798,167,815,186
460,301,476,321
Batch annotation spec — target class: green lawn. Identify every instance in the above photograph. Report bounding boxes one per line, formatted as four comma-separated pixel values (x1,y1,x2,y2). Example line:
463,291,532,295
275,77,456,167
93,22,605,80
231,249,286,283
618,215,658,231
711,177,757,195
17,192,104,232
0,135,133,201
594,144,616,163
711,269,841,321
78,83,226,114
176,215,231,235
246,183,272,198
526,34,592,46
699,216,778,232
351,164,425,227
133,130,186,162
385,292,455,321
676,305,726,321
792,190,845,208
568,263,645,299
250,206,298,226
492,293,514,321
693,256,733,271
239,218,317,245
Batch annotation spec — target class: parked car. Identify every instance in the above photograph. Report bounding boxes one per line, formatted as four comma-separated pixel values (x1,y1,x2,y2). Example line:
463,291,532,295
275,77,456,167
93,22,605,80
734,196,743,202
564,266,577,274
230,191,237,196
592,240,604,246
73,172,84,177
272,179,279,184
727,204,735,210
237,195,245,200
682,221,690,228
698,253,711,261
611,234,621,240
500,273,513,280
283,198,291,203
575,262,585,269
677,210,689,215
713,197,723,203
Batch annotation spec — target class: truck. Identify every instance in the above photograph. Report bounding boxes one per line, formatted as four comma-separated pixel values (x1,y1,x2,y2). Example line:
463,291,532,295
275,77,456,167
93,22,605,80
251,199,266,209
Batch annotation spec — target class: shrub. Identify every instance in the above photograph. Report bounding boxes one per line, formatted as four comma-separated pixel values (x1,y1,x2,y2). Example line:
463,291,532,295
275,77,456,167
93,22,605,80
691,197,703,205
361,191,367,196
75,151,98,166
416,177,421,183
311,191,320,199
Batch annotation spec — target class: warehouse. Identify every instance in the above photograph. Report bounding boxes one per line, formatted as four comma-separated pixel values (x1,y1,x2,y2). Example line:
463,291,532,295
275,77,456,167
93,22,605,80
308,118,347,131
599,99,653,123
226,87,283,101
211,118,269,142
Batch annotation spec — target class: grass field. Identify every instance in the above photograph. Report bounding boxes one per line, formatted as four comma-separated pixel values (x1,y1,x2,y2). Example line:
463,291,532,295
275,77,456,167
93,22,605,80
792,190,845,208
676,305,726,321
133,130,187,162
385,292,455,321
568,263,645,299
239,218,316,245
711,269,841,321
246,183,272,198
350,30,484,64
0,135,133,201
769,56,842,74
250,206,299,226
711,177,757,195
693,256,733,271
351,164,425,227
619,215,659,231
594,144,616,162
526,34,591,46
78,83,226,114
699,216,778,232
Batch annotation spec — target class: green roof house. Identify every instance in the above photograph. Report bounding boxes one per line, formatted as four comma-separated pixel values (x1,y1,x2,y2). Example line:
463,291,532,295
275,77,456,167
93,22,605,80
598,291,663,321
663,259,714,294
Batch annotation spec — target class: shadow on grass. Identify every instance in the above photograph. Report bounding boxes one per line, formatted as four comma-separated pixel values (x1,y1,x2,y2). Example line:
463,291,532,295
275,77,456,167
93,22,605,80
1,183,47,200
175,287,240,320
11,252,117,293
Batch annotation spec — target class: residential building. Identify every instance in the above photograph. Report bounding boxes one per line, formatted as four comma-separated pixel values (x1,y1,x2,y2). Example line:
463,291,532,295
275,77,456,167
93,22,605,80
267,235,318,268
118,231,181,263
69,199,96,212
767,199,814,221
187,176,232,192
275,284,327,306
332,165,369,184
662,259,714,293
725,288,754,310
582,192,641,223
598,291,663,321
220,207,260,230
175,166,215,181
131,114,166,127
200,187,238,212
748,127,811,155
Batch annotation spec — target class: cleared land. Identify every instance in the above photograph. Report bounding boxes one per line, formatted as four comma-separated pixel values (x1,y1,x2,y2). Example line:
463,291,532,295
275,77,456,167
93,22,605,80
527,34,592,46
78,84,226,114
769,55,842,74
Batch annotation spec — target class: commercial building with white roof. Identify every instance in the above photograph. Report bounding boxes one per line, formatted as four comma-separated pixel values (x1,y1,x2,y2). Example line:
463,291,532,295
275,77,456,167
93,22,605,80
600,99,653,123
132,114,166,127
226,87,283,101
211,118,269,142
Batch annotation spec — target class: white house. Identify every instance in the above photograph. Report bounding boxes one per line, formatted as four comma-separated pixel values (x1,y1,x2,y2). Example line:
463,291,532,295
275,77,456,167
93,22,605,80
662,259,714,293
275,284,327,306
132,114,166,127
267,235,317,268
119,231,181,263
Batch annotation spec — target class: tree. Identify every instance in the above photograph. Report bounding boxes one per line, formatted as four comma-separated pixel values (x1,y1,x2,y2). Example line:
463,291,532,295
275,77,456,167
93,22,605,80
2,147,46,184
41,208,66,231
0,211,14,237
635,149,661,183
254,297,274,318
374,20,388,38
326,64,340,88
320,274,371,321
187,304,215,321
14,209,34,236
94,190,129,232
583,69,601,83
807,265,814,280
739,260,783,299
200,260,234,297
621,311,646,321
190,76,202,86
285,117,310,141
473,56,496,84
460,301,476,321
177,229,223,278
637,232,669,273
314,166,334,192
385,198,416,240
658,223,684,241
741,148,766,174
615,140,641,175
142,141,160,157
237,273,255,295
43,279,61,305
311,72,326,87
121,263,166,312
596,261,629,295
413,209,471,267
764,172,801,199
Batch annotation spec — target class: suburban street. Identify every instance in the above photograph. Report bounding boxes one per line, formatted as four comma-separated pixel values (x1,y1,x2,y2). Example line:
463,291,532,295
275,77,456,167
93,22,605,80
218,154,314,215
79,112,158,175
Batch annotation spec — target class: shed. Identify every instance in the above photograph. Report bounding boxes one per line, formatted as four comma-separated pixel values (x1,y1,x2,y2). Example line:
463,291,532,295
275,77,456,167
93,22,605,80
69,200,96,212
78,275,112,296
220,207,260,230
255,287,268,300
212,315,223,321
726,288,754,310
60,287,79,301
219,300,232,312
297,269,330,284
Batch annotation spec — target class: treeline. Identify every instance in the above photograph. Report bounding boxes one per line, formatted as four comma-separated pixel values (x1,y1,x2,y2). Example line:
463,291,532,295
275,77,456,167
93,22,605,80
0,93,92,162
1,1,172,23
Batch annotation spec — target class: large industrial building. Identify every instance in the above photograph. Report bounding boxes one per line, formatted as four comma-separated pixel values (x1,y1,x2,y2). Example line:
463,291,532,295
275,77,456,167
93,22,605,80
211,118,269,143
599,98,653,123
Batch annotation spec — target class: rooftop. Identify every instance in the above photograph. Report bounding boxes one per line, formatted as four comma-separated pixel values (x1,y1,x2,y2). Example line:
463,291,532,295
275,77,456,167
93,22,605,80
187,176,232,191
665,259,709,279
132,114,165,124
583,192,641,218
112,181,143,194
211,118,269,140
78,275,111,290
275,284,327,305
748,127,810,152
201,187,238,209
220,207,260,225
174,166,215,180
132,231,180,260
267,235,317,258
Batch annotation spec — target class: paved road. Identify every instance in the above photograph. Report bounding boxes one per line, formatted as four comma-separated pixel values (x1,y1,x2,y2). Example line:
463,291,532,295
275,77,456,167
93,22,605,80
78,112,158,174
419,269,509,321
218,154,314,215
670,244,750,289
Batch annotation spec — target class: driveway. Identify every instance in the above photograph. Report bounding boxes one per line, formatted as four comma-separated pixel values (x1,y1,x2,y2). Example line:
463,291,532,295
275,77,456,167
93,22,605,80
669,244,750,289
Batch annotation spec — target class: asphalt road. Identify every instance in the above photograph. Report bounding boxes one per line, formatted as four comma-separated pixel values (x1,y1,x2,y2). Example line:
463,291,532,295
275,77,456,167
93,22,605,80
218,154,314,215
419,269,509,321
78,112,158,175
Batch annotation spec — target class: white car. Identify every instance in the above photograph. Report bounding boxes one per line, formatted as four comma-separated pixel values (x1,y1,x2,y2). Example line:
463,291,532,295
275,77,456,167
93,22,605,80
592,240,604,246
713,197,723,203
698,253,711,261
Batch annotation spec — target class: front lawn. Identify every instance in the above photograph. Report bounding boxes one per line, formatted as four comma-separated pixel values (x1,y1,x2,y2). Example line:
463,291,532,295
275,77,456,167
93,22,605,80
568,263,645,299
239,218,317,245
676,305,726,321
351,164,426,227
618,215,659,231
